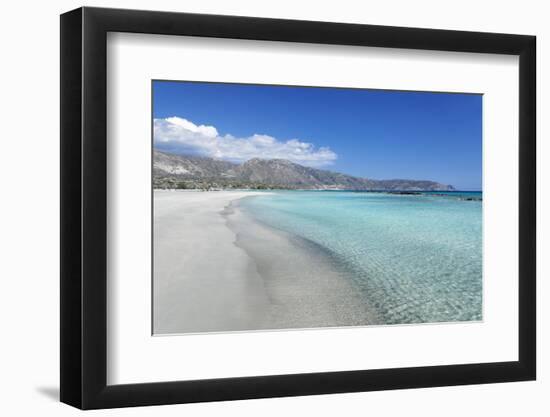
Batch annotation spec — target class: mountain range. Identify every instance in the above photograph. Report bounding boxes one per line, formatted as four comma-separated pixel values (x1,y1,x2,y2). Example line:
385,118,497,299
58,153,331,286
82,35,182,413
153,149,455,191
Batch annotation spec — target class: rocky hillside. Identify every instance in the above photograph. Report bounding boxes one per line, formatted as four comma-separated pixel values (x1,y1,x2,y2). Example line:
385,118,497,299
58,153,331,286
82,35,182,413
153,149,235,178
153,149,455,191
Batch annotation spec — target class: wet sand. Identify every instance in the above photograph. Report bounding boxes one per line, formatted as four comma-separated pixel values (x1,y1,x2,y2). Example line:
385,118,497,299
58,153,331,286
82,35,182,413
153,190,374,335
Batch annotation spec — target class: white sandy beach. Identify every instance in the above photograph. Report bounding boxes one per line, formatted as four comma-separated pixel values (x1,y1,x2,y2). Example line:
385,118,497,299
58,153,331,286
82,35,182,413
153,190,374,334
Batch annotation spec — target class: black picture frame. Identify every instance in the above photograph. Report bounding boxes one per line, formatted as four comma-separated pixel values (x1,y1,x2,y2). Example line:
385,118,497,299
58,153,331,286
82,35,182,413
60,6,536,410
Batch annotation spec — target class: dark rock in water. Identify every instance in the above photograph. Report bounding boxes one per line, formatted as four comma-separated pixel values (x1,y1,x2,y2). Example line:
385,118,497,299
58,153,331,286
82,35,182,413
153,149,456,191
387,191,422,195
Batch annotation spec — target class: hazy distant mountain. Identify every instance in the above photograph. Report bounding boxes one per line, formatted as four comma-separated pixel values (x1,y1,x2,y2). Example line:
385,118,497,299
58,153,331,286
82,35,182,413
153,149,455,191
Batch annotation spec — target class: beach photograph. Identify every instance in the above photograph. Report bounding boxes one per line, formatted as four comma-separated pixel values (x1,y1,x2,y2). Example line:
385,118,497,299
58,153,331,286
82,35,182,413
152,81,482,335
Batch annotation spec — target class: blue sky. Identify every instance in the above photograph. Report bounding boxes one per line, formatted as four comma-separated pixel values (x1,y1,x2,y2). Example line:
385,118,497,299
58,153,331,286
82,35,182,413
153,80,482,190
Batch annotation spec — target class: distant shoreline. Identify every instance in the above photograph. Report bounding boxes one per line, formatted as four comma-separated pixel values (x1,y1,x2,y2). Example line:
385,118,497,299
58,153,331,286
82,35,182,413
152,187,482,201
152,187,482,193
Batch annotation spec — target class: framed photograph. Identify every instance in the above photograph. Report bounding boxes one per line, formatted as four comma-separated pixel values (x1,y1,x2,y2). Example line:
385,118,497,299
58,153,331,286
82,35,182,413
60,7,536,409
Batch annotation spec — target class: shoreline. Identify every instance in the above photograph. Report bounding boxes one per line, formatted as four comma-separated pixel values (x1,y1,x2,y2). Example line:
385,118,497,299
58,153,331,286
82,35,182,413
153,190,375,335
225,199,378,330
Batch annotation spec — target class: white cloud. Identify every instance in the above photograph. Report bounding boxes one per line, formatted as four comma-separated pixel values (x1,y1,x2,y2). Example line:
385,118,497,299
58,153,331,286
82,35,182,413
153,116,337,167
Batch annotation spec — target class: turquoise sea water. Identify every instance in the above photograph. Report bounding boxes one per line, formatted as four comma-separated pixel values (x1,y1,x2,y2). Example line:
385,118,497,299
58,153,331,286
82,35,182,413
239,191,482,325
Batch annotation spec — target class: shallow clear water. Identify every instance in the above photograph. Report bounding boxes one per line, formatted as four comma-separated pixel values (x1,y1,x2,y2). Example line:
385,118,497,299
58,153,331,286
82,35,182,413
239,191,482,325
